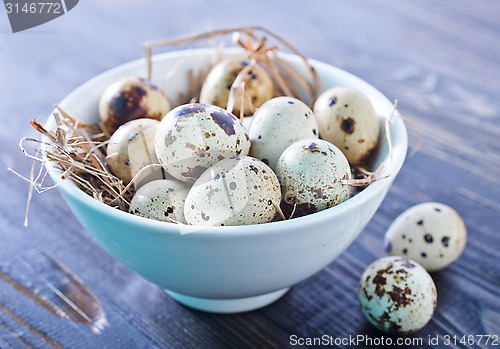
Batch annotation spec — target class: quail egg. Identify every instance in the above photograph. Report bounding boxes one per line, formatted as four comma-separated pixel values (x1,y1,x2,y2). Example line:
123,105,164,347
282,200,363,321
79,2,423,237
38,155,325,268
275,139,351,217
184,156,281,226
99,76,171,133
126,122,173,189
384,202,467,272
199,57,274,116
155,103,251,183
130,179,189,224
106,118,160,183
313,87,380,165
248,96,319,170
358,256,437,333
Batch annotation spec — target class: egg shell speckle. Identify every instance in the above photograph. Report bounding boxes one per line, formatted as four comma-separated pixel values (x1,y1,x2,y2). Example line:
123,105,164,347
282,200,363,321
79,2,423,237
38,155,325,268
199,58,274,116
358,256,437,334
130,179,190,224
314,86,380,165
184,156,281,226
248,96,319,171
384,202,467,272
155,103,251,183
275,139,351,217
106,118,160,183
99,76,170,133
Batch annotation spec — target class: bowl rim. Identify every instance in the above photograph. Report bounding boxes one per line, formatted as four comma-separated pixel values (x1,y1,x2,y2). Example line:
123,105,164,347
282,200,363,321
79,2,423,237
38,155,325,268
44,48,408,237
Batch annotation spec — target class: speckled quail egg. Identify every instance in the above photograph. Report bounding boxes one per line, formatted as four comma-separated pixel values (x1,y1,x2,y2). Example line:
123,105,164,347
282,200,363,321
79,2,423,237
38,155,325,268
275,139,351,217
99,76,171,133
199,57,274,116
248,97,319,170
130,179,189,224
155,103,251,183
358,256,437,333
384,202,467,272
313,87,380,165
184,156,281,226
106,118,160,183
126,122,173,188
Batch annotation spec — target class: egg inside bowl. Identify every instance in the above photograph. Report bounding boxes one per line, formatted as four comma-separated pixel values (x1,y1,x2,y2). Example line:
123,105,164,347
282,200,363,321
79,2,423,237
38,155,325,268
43,48,407,313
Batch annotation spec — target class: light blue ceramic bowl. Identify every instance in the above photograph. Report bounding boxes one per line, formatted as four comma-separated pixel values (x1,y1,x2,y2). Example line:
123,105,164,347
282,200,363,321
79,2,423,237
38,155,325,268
44,48,407,313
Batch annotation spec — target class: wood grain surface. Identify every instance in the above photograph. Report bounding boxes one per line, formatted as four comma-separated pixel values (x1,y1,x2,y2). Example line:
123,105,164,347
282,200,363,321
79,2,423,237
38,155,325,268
1,0,499,348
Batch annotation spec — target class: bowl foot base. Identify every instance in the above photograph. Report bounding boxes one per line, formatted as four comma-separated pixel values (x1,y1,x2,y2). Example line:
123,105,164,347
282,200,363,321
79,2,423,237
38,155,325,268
165,287,290,313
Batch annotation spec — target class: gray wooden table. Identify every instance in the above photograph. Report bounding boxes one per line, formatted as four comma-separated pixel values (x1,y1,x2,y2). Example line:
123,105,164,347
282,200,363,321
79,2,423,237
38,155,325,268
1,0,499,348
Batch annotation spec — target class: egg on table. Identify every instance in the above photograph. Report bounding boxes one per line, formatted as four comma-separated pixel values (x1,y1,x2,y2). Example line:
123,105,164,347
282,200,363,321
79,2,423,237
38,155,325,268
313,87,380,165
130,179,190,224
155,103,251,183
99,76,171,133
184,156,281,226
384,202,467,272
358,256,437,333
248,96,319,170
199,57,274,116
275,139,351,217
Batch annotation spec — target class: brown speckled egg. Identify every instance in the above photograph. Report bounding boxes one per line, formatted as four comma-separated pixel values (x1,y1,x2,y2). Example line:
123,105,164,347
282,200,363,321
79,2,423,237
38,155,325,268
248,97,319,171
358,256,437,333
313,87,380,165
130,179,189,224
99,76,171,133
275,139,351,217
106,118,159,183
384,202,467,272
155,103,251,183
199,57,274,116
184,156,281,226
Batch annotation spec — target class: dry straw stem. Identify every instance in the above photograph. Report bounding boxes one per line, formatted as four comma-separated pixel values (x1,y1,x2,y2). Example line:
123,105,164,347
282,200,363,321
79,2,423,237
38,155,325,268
108,163,166,205
141,26,321,106
274,202,287,221
288,203,297,220
25,156,37,226
226,59,258,116
272,202,298,221
342,99,421,188
17,108,135,223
